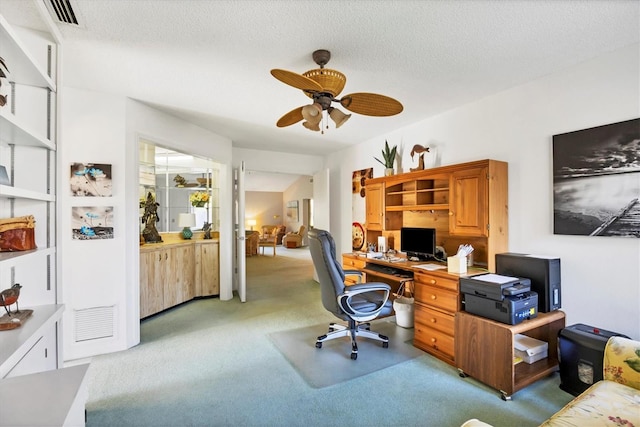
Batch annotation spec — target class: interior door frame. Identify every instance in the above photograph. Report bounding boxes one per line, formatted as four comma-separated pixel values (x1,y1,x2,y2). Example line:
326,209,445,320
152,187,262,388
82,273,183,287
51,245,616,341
234,162,247,302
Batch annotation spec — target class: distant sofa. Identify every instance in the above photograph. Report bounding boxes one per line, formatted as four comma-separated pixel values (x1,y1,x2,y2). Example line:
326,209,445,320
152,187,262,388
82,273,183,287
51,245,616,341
462,336,640,427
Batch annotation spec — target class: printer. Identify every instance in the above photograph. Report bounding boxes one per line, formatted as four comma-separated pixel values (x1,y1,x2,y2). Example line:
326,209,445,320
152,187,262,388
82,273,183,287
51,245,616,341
460,273,538,325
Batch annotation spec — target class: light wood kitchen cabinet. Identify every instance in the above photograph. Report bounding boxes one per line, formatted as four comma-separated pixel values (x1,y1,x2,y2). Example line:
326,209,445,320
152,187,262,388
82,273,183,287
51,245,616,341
140,248,164,318
164,244,195,307
195,240,219,297
140,242,200,318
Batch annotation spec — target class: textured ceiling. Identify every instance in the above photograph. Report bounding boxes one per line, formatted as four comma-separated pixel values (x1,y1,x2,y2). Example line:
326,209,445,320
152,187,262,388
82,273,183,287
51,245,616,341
1,0,638,189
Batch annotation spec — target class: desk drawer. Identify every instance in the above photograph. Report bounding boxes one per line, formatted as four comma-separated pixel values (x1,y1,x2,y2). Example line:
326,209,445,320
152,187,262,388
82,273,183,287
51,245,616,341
414,324,455,359
342,256,366,270
415,283,459,313
414,271,458,292
415,304,455,336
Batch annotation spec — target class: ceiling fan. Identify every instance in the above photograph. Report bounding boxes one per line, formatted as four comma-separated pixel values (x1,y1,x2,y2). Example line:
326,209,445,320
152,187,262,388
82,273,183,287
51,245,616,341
270,49,403,132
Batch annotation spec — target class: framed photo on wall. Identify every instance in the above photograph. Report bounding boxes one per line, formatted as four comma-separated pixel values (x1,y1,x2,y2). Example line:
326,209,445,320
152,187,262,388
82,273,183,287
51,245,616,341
70,163,113,197
71,206,114,240
286,200,298,222
552,118,639,237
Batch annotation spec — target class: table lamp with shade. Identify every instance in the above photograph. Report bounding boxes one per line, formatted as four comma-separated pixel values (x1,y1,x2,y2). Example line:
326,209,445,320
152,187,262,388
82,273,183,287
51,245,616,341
247,219,257,231
178,213,196,239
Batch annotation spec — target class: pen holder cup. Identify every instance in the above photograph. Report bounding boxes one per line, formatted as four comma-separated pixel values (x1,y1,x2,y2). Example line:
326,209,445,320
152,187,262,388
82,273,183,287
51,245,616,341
447,256,467,274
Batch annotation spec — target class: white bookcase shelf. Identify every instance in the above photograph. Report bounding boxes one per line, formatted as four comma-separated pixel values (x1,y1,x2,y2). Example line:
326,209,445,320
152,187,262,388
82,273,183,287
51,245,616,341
0,110,55,149
0,184,55,202
0,14,56,91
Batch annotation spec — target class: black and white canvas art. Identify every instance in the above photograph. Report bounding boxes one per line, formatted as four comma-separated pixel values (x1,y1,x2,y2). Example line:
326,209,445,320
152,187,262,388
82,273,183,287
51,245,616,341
70,163,113,197
72,206,114,240
553,118,640,237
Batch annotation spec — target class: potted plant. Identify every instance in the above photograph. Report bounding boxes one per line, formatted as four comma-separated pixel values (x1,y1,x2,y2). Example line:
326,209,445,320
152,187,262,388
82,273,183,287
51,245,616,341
374,140,397,176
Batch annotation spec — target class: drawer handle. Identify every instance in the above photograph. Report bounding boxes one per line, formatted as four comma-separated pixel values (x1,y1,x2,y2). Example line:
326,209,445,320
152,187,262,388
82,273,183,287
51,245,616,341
431,294,437,300
429,279,436,285
431,338,437,343
430,318,436,323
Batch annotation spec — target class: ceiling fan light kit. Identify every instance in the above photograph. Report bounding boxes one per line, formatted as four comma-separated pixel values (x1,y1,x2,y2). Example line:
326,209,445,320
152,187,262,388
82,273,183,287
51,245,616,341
271,49,403,132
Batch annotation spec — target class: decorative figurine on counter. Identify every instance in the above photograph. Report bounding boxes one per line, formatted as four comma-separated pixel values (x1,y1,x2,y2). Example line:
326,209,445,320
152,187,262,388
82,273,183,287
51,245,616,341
202,222,212,240
141,192,163,243
173,174,187,187
1,283,22,317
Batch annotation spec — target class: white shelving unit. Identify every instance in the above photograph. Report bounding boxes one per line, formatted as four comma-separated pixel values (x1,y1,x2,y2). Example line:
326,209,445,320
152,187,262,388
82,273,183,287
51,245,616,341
0,6,61,378
0,4,87,425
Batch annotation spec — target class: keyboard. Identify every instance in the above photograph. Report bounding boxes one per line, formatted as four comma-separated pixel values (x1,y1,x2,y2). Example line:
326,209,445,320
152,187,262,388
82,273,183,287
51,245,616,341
365,263,413,278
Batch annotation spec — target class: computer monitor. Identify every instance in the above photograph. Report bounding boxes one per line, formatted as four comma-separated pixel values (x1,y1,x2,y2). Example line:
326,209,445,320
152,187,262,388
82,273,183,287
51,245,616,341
400,227,436,261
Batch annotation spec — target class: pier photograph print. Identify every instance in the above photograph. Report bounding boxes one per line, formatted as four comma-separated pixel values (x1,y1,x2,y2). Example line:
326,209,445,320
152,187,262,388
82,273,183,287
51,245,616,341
553,118,639,237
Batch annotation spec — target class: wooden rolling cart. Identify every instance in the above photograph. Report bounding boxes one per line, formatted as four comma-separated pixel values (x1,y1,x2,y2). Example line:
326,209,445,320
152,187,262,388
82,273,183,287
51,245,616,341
455,310,566,400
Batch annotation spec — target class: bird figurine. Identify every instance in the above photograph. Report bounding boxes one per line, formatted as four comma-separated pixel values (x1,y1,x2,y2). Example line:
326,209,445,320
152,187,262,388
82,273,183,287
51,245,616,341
410,144,430,172
1,283,22,317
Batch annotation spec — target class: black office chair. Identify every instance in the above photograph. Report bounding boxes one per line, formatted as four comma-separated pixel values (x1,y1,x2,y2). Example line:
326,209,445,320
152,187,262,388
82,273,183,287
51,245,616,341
308,228,393,360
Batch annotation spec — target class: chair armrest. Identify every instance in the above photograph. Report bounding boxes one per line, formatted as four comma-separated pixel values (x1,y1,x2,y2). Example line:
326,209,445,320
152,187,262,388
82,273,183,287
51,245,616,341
338,282,391,321
604,336,640,390
345,282,391,292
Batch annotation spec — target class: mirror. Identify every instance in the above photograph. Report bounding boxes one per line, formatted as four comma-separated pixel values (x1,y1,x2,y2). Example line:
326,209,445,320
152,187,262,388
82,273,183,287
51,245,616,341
139,140,221,233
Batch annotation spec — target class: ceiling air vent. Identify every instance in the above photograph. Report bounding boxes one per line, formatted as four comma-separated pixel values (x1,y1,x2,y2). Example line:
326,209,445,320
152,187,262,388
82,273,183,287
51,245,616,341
47,0,80,26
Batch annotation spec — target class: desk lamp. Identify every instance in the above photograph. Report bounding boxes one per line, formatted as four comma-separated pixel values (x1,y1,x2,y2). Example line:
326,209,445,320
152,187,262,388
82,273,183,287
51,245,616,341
247,219,257,231
178,213,196,239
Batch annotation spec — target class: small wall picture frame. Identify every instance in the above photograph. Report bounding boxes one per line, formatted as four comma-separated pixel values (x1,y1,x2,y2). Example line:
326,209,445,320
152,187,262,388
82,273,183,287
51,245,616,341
72,206,114,240
70,163,113,197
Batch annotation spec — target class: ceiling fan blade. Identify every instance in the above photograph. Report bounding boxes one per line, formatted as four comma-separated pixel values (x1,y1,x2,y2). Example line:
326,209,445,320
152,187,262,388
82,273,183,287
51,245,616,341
339,93,404,117
271,69,323,92
276,106,304,127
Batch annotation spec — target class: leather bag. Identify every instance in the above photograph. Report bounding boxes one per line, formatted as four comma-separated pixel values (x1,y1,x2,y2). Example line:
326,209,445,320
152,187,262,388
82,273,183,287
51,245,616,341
0,215,36,252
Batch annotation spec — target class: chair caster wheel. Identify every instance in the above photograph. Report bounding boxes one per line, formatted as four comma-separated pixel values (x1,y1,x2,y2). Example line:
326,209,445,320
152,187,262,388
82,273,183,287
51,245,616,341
351,352,357,360
315,342,322,349
382,342,389,348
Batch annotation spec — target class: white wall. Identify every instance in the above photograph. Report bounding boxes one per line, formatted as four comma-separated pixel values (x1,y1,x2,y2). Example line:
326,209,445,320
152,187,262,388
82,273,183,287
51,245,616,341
327,44,640,339
59,87,129,360
283,175,313,232
60,88,234,361
232,147,323,174
245,191,283,229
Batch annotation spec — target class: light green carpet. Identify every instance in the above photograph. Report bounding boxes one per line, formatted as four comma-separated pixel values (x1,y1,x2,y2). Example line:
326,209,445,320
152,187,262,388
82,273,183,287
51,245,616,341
84,247,574,426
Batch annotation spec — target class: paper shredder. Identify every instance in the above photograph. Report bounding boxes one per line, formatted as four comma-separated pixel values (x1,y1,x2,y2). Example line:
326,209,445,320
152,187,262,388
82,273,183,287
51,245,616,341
558,323,630,396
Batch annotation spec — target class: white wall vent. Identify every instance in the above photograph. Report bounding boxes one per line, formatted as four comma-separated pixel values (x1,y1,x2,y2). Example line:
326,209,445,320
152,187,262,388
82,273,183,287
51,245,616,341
75,306,115,342
46,0,80,26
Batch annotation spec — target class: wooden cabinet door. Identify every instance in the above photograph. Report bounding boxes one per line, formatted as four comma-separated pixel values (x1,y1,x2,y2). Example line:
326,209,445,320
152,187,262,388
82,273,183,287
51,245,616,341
164,245,195,307
163,247,179,308
366,182,384,230
449,167,488,236
199,242,220,296
140,249,163,318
